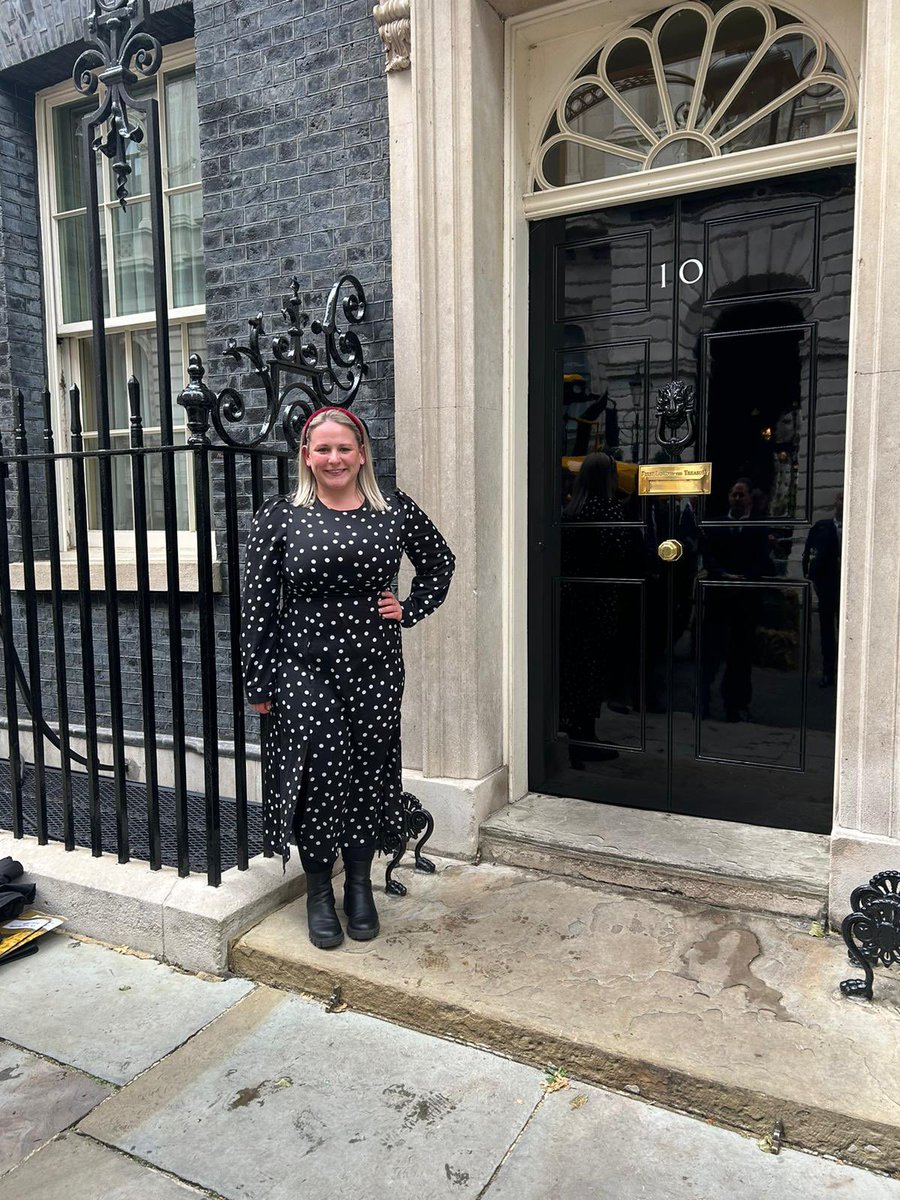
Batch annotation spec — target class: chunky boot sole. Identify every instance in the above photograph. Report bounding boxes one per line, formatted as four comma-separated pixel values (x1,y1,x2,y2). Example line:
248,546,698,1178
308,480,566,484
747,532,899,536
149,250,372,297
308,926,344,949
345,917,379,941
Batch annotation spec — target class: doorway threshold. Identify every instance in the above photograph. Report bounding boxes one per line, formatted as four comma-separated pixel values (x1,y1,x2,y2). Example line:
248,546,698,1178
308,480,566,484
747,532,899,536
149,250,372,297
479,793,828,921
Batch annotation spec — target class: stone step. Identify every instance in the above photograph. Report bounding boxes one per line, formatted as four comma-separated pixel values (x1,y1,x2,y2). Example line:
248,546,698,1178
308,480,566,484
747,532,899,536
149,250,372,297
231,858,900,1175
480,794,829,922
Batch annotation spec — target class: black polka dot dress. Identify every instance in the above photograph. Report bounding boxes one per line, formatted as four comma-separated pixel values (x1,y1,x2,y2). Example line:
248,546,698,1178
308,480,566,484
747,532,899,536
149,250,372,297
240,488,455,865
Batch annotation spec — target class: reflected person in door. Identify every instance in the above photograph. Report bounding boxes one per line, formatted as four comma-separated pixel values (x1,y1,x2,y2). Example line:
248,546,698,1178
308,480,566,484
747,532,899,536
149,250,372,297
803,491,842,687
700,478,774,722
559,453,642,760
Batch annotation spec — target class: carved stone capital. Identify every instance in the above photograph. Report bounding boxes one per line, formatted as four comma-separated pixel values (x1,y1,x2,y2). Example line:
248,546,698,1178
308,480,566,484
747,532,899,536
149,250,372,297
373,0,411,73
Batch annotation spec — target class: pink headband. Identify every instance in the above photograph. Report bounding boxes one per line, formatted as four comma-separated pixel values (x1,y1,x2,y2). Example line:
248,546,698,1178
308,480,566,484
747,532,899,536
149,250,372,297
300,405,366,446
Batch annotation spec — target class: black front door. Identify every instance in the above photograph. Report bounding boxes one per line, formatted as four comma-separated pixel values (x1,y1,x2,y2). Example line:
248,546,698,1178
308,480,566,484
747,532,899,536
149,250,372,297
528,166,854,834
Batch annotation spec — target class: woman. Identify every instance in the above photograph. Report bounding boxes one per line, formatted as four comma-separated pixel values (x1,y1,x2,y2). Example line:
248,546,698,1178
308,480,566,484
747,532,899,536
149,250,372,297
240,407,455,949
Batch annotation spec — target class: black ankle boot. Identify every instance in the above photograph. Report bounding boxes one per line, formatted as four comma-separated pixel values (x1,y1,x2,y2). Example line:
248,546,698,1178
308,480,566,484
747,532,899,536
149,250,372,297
303,869,344,949
342,857,380,941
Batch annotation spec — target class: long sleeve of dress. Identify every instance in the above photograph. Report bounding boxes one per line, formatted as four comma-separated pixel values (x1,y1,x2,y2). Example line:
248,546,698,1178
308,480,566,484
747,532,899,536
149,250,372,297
396,489,456,629
240,496,287,704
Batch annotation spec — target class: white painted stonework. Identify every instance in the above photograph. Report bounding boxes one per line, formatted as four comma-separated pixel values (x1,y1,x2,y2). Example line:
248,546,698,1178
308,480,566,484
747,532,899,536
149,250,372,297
383,0,900,927
385,0,510,855
829,0,900,922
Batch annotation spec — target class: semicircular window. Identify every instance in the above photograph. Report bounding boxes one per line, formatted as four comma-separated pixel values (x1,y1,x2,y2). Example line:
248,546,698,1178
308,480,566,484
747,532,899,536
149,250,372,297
534,1,856,191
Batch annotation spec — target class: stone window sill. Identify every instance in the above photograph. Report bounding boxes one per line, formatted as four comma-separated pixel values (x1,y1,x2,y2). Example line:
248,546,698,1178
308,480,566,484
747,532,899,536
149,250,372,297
8,558,223,594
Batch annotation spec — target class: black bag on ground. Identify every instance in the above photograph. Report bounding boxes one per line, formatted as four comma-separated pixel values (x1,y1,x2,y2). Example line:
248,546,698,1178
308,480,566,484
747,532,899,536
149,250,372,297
0,857,36,921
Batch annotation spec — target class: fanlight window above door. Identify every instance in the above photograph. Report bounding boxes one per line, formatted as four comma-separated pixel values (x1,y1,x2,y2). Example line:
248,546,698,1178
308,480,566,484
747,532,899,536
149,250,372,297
533,1,856,191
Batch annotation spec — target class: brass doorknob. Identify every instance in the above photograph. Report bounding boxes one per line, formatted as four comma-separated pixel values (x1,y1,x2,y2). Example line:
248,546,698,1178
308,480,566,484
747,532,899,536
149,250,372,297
658,539,683,562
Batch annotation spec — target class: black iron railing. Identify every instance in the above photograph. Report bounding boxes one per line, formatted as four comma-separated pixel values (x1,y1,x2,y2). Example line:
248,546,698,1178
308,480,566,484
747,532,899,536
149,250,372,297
0,0,370,885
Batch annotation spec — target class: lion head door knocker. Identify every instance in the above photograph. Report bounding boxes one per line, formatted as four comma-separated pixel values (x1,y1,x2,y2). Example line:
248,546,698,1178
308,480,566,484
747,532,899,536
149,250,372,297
655,380,697,452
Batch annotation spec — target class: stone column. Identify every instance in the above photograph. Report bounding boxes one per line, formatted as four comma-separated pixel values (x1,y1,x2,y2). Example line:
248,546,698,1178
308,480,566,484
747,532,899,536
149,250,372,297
829,0,900,923
375,0,508,855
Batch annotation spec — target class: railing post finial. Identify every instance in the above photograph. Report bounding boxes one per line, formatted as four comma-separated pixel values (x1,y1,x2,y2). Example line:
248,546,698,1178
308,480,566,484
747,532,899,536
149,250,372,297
177,353,216,445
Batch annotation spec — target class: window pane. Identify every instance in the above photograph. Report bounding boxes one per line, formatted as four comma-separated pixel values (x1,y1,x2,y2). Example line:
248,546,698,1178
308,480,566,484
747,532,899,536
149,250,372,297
187,322,206,357
112,200,155,315
133,326,190,429
143,431,189,530
78,333,128,434
52,100,97,212
59,214,109,323
184,321,208,415
169,189,203,307
165,68,200,187
85,433,133,530
131,325,200,431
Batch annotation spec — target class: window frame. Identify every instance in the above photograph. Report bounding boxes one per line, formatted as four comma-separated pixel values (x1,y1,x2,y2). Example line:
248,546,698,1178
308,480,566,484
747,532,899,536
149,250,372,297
35,38,208,563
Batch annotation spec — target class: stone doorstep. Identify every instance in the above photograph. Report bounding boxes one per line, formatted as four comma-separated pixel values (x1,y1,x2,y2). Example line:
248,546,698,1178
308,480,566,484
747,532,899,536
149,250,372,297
231,857,900,1177
0,832,304,975
479,794,830,922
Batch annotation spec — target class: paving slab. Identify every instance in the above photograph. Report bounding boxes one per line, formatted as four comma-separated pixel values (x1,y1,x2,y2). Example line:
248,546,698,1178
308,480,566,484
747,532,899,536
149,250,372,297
0,1044,111,1175
232,859,900,1174
484,1084,900,1200
80,984,544,1200
0,1133,208,1200
481,793,829,919
0,933,252,1083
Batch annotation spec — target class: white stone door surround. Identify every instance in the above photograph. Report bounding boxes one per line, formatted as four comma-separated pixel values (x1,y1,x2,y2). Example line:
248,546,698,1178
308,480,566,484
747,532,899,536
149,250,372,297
376,0,900,925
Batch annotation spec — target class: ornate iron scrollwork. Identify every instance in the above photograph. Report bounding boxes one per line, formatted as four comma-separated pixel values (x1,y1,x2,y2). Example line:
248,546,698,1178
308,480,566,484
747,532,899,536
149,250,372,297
72,0,162,206
193,275,368,449
841,870,900,1000
655,379,697,451
384,791,436,897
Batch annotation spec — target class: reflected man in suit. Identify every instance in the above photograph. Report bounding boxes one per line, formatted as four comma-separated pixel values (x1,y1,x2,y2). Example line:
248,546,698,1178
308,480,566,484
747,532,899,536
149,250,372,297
803,492,842,687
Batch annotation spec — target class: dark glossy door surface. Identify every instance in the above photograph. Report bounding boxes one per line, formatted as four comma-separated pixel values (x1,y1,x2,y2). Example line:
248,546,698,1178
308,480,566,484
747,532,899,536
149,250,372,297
528,167,853,833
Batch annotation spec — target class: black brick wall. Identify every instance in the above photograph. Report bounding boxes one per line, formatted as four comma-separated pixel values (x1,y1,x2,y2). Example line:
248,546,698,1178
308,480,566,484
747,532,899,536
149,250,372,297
0,0,394,765
0,80,44,541
194,0,394,484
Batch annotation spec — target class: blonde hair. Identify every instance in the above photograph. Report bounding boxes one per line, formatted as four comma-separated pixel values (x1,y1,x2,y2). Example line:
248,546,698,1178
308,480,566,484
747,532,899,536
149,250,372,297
293,408,390,512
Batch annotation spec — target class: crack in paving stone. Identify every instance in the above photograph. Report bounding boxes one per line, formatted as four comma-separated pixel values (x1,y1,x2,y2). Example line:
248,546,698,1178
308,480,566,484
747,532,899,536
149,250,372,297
474,1093,548,1200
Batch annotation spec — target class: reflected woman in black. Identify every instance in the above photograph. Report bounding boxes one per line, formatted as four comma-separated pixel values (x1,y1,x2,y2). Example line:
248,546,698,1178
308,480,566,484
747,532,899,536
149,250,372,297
559,453,641,758
803,491,842,686
701,477,775,722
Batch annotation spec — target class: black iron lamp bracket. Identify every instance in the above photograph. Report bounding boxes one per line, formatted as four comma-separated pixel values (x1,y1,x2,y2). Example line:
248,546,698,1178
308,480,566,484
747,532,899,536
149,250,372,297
73,0,162,207
840,870,900,1000
178,275,369,449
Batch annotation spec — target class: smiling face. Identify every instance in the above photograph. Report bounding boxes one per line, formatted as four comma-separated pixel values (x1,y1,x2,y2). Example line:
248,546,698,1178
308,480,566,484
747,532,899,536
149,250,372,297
302,419,365,496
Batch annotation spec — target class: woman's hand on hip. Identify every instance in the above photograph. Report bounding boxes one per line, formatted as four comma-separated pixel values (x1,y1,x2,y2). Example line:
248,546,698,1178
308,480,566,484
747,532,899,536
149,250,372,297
378,590,403,621
251,700,272,714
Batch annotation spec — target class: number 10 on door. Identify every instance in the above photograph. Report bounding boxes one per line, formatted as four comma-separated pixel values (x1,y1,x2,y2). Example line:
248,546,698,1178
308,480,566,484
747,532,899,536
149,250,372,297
660,259,704,288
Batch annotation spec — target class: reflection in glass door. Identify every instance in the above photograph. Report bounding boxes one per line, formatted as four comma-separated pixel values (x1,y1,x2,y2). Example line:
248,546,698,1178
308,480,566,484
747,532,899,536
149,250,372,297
528,167,854,833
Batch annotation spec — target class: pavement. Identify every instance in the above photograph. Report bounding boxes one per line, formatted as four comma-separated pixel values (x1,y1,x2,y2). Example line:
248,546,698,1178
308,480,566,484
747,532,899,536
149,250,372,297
3,930,900,1199
232,857,900,1173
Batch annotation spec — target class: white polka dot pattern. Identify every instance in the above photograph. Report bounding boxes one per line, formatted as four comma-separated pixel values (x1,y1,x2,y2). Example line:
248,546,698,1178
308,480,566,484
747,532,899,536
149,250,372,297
240,488,455,864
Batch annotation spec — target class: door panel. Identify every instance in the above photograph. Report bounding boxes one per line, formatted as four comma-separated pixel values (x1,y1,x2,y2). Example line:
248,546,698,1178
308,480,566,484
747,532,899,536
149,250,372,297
529,166,854,834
